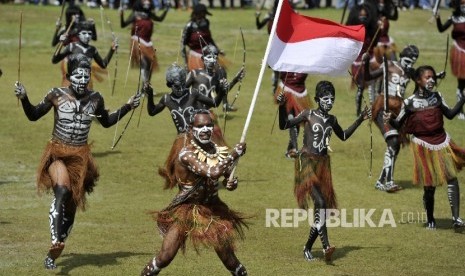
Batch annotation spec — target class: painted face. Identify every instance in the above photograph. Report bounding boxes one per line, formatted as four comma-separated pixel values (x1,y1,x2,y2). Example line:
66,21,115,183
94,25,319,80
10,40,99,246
142,0,151,9
192,114,213,144
318,94,335,113
78,30,92,45
70,67,90,96
203,53,217,70
417,69,435,94
359,9,368,23
400,56,416,69
171,79,186,97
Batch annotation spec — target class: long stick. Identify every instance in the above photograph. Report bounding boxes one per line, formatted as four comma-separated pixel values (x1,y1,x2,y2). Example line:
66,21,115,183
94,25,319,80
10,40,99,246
17,11,23,106
53,16,75,57
228,0,285,181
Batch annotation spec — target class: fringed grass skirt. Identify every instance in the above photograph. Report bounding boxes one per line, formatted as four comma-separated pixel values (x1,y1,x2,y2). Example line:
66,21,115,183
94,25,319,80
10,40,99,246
37,140,99,210
154,199,248,253
410,138,465,187
294,152,336,209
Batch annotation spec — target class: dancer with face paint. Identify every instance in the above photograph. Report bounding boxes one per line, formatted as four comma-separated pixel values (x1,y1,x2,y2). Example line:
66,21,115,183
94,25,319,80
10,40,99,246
273,71,311,159
181,4,230,72
13,54,142,270
186,44,244,113
140,110,248,276
373,0,399,62
52,4,93,48
52,5,99,88
386,65,465,231
120,0,169,83
436,0,465,119
146,64,226,191
363,45,419,192
278,81,371,262
145,63,226,134
52,20,117,88
346,1,381,114
185,44,244,145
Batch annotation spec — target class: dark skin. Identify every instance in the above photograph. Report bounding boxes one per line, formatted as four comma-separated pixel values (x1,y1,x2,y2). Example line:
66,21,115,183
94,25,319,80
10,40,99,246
153,113,246,270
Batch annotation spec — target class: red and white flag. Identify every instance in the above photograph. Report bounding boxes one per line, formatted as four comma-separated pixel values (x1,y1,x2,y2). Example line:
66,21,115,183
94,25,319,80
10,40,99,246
267,0,365,76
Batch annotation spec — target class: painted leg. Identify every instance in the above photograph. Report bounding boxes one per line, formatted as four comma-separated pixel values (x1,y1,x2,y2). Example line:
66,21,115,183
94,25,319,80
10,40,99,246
45,185,73,269
447,179,465,230
311,187,335,261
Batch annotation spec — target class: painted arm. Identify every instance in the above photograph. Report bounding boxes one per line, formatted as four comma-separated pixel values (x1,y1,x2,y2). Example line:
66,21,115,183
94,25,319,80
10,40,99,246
145,85,166,116
436,16,452,32
179,143,246,180
279,105,307,129
332,115,364,141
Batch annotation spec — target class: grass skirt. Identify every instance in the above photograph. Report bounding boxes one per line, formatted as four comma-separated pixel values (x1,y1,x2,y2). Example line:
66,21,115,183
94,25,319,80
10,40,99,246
154,197,248,253
294,152,336,209
410,138,465,186
37,140,99,210
129,39,159,73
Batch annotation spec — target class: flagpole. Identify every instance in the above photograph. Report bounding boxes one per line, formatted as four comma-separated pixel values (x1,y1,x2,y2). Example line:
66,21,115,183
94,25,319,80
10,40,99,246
228,0,285,181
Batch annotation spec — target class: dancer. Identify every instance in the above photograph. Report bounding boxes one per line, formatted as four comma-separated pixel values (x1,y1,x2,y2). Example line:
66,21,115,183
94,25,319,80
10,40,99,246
120,0,169,83
145,63,226,134
436,0,465,119
140,110,248,276
186,44,244,144
278,81,371,261
387,65,465,230
52,20,117,88
346,1,381,114
14,53,141,269
363,45,419,192
273,71,311,158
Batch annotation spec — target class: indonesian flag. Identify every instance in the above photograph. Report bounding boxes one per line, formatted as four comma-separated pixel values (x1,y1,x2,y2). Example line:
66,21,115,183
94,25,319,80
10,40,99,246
267,0,365,76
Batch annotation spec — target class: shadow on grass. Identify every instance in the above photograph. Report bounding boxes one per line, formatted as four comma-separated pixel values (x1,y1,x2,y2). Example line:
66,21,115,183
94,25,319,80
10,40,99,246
395,180,416,190
328,245,391,264
92,150,122,158
411,218,465,233
56,251,149,275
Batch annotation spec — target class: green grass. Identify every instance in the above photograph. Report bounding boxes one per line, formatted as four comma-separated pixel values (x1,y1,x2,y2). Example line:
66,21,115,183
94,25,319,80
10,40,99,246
1,4,465,276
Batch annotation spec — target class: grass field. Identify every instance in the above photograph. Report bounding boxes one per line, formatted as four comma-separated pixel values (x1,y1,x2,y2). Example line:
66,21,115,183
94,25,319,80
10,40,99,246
1,3,465,275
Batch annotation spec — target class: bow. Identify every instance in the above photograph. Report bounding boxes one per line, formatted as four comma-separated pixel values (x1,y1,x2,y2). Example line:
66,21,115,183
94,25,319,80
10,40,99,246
223,27,246,136
17,11,23,106
111,28,142,150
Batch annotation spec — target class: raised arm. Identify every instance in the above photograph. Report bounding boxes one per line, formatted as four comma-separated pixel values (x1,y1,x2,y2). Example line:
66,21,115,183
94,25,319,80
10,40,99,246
92,46,115,69
436,15,453,33
150,6,169,22
440,92,465,119
120,10,134,28
144,85,166,116
95,91,141,127
14,82,53,121
52,43,72,64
